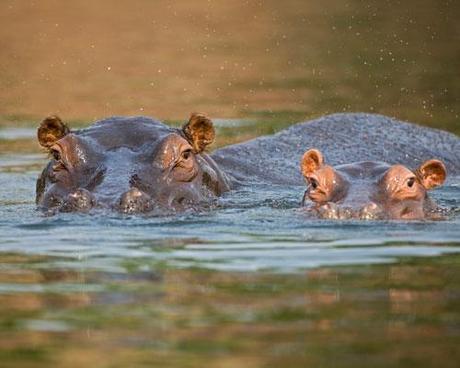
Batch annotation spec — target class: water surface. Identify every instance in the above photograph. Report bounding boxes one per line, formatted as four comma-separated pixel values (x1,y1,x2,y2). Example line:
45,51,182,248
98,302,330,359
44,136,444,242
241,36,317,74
0,126,459,367
1,0,460,366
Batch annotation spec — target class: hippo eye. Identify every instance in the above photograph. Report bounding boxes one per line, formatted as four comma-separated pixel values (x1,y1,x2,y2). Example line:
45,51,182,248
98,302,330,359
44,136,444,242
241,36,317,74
309,178,319,189
181,149,192,160
50,149,67,172
407,177,416,188
51,149,61,161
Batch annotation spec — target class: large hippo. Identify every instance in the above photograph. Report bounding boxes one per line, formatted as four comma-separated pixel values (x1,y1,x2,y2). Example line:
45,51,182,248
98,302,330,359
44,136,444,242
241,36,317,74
36,113,231,213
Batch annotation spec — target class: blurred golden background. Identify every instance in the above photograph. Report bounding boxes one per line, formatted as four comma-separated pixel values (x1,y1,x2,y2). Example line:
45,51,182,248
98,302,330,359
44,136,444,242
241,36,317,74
1,0,459,133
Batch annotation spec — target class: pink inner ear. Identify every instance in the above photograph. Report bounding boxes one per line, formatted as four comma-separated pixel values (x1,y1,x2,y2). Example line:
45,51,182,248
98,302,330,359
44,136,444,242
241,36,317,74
38,115,70,148
301,149,324,176
182,113,215,153
418,160,447,189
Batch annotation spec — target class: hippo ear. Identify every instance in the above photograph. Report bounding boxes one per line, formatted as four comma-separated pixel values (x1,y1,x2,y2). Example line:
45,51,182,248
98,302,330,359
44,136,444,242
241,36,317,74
37,115,70,149
416,159,447,190
301,149,324,177
182,113,215,153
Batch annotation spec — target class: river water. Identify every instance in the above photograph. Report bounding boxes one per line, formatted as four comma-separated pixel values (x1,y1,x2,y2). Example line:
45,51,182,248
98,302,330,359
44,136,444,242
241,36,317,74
0,124,459,367
1,0,460,366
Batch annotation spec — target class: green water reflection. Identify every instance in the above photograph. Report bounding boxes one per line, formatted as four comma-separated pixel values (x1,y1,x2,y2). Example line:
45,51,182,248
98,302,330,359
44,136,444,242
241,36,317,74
0,253,459,368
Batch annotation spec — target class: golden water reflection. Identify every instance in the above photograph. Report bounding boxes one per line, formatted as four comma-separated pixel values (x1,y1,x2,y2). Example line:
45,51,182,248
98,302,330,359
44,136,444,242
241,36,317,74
0,0,459,136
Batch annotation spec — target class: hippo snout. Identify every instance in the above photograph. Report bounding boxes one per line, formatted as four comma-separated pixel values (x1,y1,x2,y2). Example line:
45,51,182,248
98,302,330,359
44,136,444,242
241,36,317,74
315,202,384,220
118,188,153,214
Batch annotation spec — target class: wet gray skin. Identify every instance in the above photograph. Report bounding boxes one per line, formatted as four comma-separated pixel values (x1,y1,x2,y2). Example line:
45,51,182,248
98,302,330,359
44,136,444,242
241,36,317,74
36,113,231,214
212,113,460,185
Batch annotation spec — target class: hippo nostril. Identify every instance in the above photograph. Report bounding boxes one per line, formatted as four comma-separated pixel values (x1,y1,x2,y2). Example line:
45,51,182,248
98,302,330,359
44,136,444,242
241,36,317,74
359,202,384,220
118,188,153,214
125,188,143,199
316,203,383,220
338,207,354,219
61,188,95,212
316,203,340,219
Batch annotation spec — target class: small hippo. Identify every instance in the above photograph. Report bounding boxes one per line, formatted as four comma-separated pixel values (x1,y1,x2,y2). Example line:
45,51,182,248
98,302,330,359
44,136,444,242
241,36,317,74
36,113,231,213
299,148,447,220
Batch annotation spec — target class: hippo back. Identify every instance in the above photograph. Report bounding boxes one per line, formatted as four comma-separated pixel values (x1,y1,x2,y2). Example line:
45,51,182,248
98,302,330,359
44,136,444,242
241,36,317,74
211,113,460,186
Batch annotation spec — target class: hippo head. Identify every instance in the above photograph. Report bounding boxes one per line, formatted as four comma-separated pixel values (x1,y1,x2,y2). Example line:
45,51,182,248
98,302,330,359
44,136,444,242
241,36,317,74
300,149,447,220
36,113,230,214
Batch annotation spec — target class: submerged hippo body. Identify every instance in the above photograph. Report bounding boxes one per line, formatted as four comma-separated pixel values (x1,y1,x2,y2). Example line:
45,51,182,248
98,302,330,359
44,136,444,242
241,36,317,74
211,113,460,186
36,113,231,213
